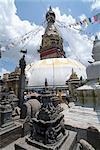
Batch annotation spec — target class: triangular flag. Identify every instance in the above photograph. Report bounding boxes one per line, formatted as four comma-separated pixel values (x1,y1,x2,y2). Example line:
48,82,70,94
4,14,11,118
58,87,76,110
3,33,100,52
86,18,90,25
88,18,92,23
95,13,100,22
91,17,95,23
82,19,88,26
93,15,98,22
79,21,83,25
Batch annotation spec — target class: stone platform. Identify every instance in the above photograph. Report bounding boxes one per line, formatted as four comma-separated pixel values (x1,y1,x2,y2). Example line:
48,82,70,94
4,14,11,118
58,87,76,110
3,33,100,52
15,130,77,150
0,123,22,148
61,102,100,144
61,103,100,131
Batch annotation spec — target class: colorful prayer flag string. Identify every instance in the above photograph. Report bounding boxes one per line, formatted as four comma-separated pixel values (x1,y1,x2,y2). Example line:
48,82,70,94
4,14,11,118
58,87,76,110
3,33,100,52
70,13,100,27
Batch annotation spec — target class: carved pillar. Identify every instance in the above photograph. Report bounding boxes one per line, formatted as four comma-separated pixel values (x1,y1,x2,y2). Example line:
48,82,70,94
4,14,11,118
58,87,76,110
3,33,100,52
18,55,26,108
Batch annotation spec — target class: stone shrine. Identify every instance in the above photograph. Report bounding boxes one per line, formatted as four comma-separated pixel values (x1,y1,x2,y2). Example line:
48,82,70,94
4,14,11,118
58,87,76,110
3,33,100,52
0,96,21,148
2,67,20,97
15,92,77,150
77,36,100,109
66,68,81,100
0,97,12,128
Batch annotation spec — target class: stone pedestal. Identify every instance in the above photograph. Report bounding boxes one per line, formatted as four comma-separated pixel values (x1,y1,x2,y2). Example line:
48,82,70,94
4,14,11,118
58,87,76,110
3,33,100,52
15,130,77,150
0,100,12,127
0,124,22,148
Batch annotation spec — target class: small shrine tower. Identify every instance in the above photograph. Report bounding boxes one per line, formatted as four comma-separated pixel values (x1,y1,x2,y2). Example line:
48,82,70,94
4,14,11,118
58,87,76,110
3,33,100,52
38,6,65,59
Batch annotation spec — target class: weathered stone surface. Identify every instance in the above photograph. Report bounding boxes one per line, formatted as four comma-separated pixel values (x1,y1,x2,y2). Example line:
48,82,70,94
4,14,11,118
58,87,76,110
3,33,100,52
7,90,19,109
0,99,12,127
15,91,77,150
87,126,100,150
77,139,95,150
20,99,41,119
0,124,22,148
77,36,100,108
15,130,77,150
18,55,26,108
0,90,22,148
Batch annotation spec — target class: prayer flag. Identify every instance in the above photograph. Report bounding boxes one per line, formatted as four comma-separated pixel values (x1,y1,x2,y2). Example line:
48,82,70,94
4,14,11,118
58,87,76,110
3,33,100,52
88,18,92,23
93,13,100,23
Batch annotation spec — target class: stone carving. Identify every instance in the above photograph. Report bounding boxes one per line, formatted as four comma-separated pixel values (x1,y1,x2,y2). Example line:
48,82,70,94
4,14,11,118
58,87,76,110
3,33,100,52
20,99,41,119
18,55,26,108
7,91,19,110
0,90,20,117
0,93,22,148
25,92,68,149
87,126,100,149
78,139,95,150
0,96,12,127
19,55,26,74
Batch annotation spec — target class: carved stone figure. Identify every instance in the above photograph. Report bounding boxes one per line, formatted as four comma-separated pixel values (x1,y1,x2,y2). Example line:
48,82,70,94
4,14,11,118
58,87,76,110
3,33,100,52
78,139,95,150
19,55,26,74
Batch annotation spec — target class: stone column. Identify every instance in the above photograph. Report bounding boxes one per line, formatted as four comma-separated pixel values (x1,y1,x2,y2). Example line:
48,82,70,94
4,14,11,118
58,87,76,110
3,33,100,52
18,55,26,108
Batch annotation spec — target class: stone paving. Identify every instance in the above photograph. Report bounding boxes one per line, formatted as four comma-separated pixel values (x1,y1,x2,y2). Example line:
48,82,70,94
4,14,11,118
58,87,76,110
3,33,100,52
0,138,19,150
1,102,100,150
61,102,100,131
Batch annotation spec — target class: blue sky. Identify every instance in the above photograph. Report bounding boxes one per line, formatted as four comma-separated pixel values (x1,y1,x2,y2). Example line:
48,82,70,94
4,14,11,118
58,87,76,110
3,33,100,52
0,0,100,76
15,0,99,31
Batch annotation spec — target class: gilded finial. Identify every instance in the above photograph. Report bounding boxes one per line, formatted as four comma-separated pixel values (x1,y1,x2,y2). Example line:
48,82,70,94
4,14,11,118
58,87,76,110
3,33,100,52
49,6,52,11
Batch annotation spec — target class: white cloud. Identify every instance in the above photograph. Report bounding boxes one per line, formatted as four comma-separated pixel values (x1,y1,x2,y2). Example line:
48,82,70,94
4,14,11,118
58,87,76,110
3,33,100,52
0,0,44,65
53,7,93,66
53,7,76,25
91,0,100,10
0,68,9,78
79,14,87,20
81,0,100,10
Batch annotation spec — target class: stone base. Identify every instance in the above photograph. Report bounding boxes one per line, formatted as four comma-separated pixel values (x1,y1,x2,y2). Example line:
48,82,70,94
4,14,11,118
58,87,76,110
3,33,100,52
0,123,22,148
15,130,77,150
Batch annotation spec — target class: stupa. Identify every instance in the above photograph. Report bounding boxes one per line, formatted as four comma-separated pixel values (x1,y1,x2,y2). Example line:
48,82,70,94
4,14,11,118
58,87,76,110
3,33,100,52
26,6,86,89
38,6,65,59
77,36,100,109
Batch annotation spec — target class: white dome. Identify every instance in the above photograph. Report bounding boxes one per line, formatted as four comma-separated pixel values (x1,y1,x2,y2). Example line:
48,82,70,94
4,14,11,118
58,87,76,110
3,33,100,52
26,58,86,87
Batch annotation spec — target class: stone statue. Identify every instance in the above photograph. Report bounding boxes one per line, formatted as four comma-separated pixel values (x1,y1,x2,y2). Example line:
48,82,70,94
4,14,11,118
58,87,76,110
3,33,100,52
19,55,26,74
